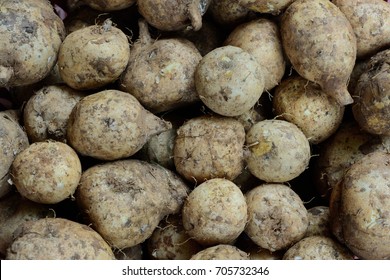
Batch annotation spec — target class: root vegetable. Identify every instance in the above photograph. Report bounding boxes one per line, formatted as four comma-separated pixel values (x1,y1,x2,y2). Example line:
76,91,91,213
352,49,390,135
58,20,130,90
281,0,357,105
67,89,172,161
76,159,189,249
182,178,247,246
147,215,202,260
11,141,82,204
282,236,354,260
137,0,211,31
0,0,65,87
239,0,296,15
195,45,265,117
6,218,115,260
120,20,202,113
190,244,249,260
68,0,136,11
173,115,245,183
0,192,53,255
245,183,309,252
313,120,390,201
225,18,286,91
333,0,390,58
0,112,29,198
273,75,344,144
245,119,311,183
23,85,85,143
330,151,390,259
209,0,254,27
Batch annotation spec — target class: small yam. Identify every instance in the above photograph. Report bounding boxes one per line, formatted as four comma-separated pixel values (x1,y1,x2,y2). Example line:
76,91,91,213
245,183,309,252
182,178,247,246
11,141,82,204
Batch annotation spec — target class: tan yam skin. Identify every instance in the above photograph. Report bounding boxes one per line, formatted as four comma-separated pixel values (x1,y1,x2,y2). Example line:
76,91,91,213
245,119,311,183
195,46,264,117
282,236,354,260
225,18,286,91
0,0,65,87
173,115,245,183
11,141,82,204
352,49,390,136
0,113,29,198
245,184,309,252
58,20,130,90
281,0,357,105
67,89,171,161
209,0,254,27
239,0,295,14
190,244,249,260
147,215,202,260
23,85,85,143
312,121,389,201
76,160,189,249
273,75,344,144
182,178,248,246
332,0,390,58
137,0,211,31
76,0,136,11
338,151,390,260
6,218,115,260
120,37,202,114
0,192,53,255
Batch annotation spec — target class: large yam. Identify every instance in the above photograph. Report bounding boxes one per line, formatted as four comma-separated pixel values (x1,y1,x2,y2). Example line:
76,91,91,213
281,0,357,105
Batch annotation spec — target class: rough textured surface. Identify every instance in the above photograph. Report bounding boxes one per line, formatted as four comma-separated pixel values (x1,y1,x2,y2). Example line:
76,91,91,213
332,151,390,259
120,30,202,113
225,18,285,91
0,192,52,255
11,141,82,204
0,112,29,198
76,159,189,249
23,85,85,143
333,0,390,58
173,115,245,183
67,89,171,160
195,45,264,117
283,236,354,260
245,184,308,252
239,0,295,14
182,178,247,246
190,244,249,260
313,121,390,200
137,0,211,31
245,119,311,183
273,75,344,144
147,215,202,260
6,218,115,260
58,20,130,90
0,0,65,87
209,0,254,27
353,49,390,135
281,0,357,105
71,0,136,11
